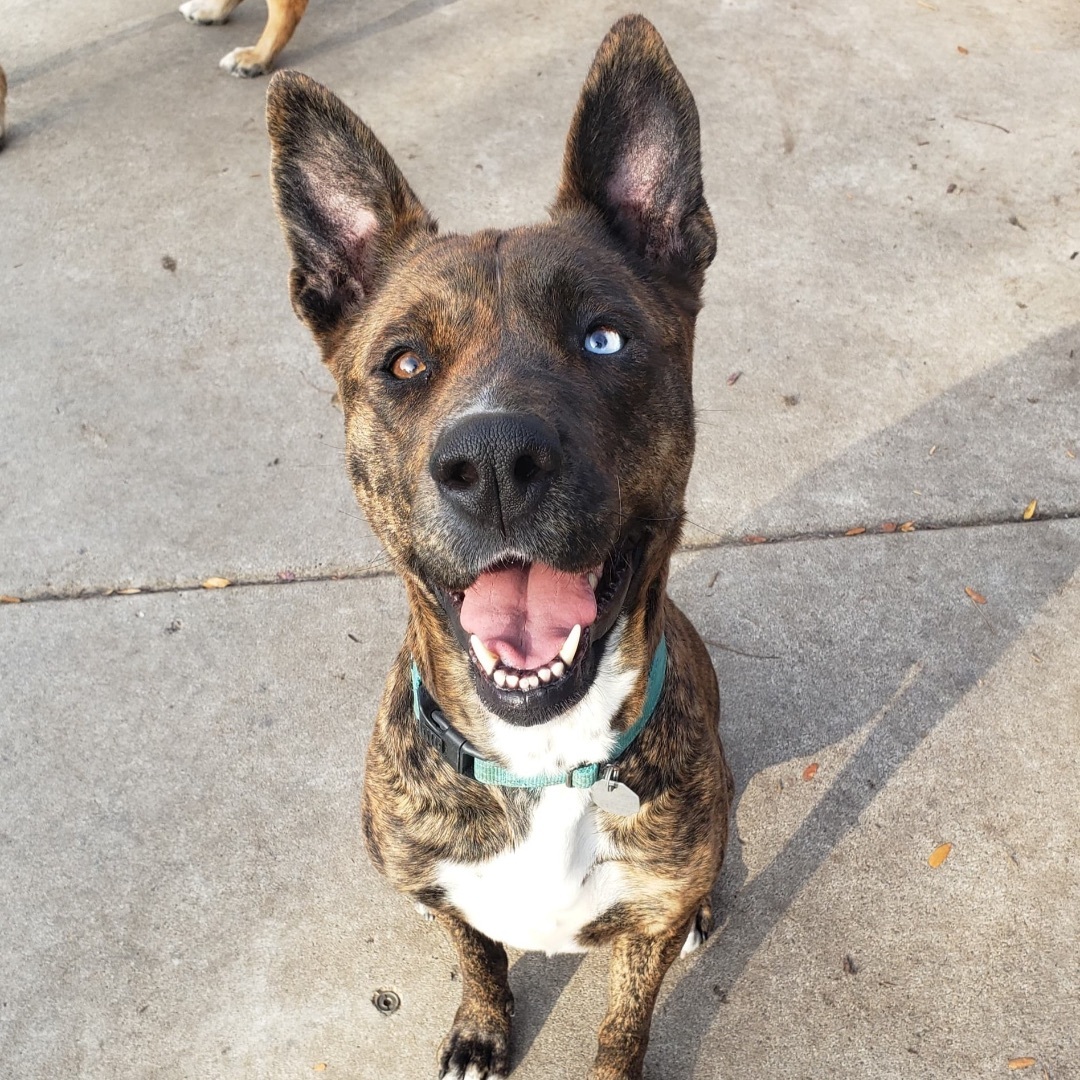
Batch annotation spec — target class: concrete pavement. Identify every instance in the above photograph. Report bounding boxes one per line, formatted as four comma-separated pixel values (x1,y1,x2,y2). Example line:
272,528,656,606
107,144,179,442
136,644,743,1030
1,0,1078,1077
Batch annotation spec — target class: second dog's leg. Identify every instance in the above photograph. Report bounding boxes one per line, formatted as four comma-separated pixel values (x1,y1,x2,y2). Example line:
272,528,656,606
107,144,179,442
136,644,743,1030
219,0,309,78
436,912,514,1080
179,0,244,26
590,919,694,1080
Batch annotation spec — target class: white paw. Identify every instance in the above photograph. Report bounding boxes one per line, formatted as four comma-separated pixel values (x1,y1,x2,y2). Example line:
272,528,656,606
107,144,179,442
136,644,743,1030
219,47,267,77
179,0,230,25
414,901,436,921
680,923,704,958
442,1068,505,1080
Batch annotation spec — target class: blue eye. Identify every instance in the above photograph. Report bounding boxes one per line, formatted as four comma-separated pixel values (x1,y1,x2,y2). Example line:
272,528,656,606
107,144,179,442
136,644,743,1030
583,327,623,355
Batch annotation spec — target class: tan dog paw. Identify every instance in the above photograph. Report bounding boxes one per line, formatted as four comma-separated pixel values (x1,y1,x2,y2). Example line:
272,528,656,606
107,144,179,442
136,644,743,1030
219,46,269,77
179,0,237,25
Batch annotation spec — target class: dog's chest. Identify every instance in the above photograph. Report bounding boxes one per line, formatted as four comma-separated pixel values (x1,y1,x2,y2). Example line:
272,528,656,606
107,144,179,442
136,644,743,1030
436,787,625,954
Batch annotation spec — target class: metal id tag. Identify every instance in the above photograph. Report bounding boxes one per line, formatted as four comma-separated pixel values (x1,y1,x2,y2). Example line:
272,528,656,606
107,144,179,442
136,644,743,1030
589,767,641,817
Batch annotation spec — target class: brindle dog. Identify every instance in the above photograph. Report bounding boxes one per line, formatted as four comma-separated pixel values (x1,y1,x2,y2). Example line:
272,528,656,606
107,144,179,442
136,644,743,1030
267,15,732,1079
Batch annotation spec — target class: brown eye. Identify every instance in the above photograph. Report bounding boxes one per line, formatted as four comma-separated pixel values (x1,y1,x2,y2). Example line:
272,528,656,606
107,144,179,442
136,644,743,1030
390,352,427,380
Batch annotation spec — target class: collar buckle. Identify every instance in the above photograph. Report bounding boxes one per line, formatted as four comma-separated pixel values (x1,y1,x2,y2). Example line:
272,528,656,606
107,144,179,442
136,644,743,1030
416,683,477,778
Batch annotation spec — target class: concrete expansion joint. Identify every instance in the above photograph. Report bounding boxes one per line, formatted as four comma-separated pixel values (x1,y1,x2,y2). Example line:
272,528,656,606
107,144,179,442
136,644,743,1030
2,510,1077,608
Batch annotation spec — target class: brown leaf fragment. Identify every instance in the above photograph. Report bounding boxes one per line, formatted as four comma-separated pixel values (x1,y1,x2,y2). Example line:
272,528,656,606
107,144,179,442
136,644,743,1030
900,521,916,532
202,577,231,589
743,535,768,545
726,370,742,386
928,842,952,868
117,587,141,595
845,526,866,536
957,44,969,54
965,587,987,605
1008,1059,1037,1071
0,595,22,604
802,762,819,781
1023,499,1037,520
881,521,898,533
313,1064,328,1073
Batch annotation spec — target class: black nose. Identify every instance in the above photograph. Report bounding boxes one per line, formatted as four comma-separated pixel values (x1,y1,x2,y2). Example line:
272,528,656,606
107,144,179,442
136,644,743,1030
430,412,562,529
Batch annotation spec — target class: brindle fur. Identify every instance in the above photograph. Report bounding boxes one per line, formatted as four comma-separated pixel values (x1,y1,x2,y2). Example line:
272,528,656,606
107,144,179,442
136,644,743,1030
268,16,732,1079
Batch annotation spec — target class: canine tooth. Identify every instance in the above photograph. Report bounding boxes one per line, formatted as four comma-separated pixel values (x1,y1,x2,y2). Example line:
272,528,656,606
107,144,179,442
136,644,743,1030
588,572,599,589
493,669,507,688
550,660,565,678
559,624,581,666
470,635,498,676
504,673,519,689
538,667,552,683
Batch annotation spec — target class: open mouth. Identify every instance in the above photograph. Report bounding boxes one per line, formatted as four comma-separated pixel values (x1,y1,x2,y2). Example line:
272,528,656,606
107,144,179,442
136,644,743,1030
435,537,643,724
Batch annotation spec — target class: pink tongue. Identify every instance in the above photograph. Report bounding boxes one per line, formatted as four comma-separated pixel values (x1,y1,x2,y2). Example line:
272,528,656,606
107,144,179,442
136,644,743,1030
460,563,598,671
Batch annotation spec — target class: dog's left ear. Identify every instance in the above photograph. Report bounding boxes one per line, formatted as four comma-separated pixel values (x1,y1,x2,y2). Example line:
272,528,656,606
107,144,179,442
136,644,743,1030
554,15,717,293
266,70,437,353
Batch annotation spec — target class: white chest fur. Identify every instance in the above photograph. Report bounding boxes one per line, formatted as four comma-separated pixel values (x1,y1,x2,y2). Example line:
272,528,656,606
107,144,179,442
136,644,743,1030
436,786,626,954
436,622,636,953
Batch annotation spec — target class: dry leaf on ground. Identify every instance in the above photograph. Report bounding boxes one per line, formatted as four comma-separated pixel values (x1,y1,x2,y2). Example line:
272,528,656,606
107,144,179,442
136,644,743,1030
1007,1059,1037,1071
0,595,22,604
726,370,742,386
1023,499,1037,520
802,762,819,781
900,521,916,532
881,521,898,533
928,842,952,868
202,577,231,589
964,587,987,605
743,535,768,545
117,587,141,595
312,1064,328,1073
957,44,969,54
845,526,866,536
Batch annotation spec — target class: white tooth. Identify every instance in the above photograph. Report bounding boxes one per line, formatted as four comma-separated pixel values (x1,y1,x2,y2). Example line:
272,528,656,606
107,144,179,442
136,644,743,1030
538,667,551,683
526,675,539,690
505,673,519,689
559,624,581,666
493,669,507,688
470,635,498,676
550,660,565,678
588,572,598,589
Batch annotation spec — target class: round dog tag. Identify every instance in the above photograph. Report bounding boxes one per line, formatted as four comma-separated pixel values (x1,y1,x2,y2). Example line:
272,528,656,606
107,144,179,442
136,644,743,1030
589,776,641,817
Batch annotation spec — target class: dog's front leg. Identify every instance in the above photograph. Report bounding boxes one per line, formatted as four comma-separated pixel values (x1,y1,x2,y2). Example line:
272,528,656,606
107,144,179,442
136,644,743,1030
435,911,514,1080
590,919,692,1080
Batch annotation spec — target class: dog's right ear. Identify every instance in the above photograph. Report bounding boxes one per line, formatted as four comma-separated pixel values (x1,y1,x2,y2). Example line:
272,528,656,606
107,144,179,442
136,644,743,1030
266,70,437,351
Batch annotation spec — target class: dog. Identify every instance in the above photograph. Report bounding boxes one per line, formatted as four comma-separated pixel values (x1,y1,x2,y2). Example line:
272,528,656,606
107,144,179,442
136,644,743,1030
266,15,732,1078
179,0,308,77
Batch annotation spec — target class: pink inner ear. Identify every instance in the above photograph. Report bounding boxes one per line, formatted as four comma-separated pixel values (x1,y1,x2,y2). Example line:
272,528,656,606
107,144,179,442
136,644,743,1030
301,164,380,272
607,138,664,217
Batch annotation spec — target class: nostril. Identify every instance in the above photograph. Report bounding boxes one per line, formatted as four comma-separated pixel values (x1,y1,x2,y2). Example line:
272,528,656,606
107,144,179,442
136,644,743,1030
513,453,541,487
440,458,480,492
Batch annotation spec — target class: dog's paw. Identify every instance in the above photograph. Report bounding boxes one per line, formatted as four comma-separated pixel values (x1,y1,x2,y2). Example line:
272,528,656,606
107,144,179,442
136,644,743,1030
680,900,713,958
438,1015,510,1080
219,46,269,77
179,0,231,25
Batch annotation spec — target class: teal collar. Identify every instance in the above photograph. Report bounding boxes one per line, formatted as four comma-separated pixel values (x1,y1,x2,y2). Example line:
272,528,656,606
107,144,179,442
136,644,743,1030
411,635,667,790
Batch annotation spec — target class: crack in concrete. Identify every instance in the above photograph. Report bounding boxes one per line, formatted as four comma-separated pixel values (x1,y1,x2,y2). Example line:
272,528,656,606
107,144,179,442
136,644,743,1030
3,510,1078,607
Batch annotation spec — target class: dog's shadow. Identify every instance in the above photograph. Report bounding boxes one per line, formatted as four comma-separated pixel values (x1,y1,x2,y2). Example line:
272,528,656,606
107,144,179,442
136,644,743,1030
506,324,1080,1075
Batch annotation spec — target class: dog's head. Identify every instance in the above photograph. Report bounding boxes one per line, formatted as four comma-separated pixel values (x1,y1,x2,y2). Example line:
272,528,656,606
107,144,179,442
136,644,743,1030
267,16,715,727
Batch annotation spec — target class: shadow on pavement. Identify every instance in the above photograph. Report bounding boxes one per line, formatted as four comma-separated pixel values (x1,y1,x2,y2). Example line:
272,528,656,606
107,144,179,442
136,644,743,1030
653,323,1080,1076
